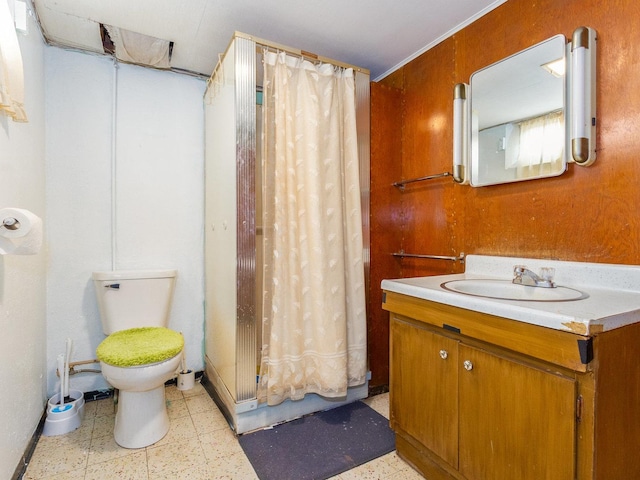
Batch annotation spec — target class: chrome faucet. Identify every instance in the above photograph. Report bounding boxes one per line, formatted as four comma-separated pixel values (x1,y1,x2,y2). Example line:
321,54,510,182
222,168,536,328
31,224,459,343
512,265,556,288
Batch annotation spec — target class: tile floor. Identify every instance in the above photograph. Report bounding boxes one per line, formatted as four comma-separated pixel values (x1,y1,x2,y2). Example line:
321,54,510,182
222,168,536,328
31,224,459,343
24,383,424,479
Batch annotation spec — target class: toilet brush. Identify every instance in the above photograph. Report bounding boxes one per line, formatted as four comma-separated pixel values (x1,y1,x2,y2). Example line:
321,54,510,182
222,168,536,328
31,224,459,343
179,332,187,373
56,354,65,405
63,338,72,401
45,348,83,437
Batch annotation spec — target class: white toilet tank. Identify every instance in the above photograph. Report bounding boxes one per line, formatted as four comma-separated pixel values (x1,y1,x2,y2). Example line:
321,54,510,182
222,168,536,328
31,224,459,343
92,269,177,335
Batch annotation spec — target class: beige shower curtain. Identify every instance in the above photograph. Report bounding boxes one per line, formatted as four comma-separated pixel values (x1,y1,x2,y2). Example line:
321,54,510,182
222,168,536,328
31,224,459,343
258,51,367,406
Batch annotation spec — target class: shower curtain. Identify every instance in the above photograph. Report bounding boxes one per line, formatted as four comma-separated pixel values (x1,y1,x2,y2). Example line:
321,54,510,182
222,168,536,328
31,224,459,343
258,51,367,406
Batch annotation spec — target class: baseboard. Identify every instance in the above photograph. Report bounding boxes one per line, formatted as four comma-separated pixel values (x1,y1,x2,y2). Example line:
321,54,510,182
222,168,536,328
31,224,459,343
368,383,389,396
11,410,46,480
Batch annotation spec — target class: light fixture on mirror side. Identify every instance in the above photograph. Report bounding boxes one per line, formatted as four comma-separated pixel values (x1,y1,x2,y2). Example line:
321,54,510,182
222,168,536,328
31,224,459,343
570,26,597,166
453,83,469,184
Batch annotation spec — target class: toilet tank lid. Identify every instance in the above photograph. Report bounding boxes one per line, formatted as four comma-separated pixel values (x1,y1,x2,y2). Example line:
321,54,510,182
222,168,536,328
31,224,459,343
92,269,177,281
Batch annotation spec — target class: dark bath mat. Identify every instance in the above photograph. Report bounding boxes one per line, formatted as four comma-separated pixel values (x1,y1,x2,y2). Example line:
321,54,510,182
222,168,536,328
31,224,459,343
238,400,395,480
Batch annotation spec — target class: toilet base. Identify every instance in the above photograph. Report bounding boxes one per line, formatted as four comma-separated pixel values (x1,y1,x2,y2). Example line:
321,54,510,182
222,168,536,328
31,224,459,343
114,386,169,448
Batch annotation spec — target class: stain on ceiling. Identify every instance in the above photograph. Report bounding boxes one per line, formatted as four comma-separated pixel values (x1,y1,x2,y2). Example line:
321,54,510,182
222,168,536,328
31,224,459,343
32,0,508,80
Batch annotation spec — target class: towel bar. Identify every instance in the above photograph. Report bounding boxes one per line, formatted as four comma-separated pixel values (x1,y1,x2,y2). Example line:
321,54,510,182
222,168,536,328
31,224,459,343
393,251,465,263
392,172,451,190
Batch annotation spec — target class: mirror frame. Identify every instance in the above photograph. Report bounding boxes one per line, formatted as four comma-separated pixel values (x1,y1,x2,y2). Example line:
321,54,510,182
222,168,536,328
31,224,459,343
453,27,597,187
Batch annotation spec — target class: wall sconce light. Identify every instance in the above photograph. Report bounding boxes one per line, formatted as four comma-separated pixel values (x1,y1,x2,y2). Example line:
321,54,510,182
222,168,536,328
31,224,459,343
570,26,597,166
453,83,469,184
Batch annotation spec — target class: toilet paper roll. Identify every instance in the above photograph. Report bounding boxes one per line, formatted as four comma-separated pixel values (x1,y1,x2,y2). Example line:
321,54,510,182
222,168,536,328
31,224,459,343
0,208,39,238
0,208,42,255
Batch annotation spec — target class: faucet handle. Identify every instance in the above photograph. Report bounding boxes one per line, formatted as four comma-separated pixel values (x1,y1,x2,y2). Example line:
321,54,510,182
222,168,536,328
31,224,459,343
512,265,527,284
513,265,527,275
539,267,555,282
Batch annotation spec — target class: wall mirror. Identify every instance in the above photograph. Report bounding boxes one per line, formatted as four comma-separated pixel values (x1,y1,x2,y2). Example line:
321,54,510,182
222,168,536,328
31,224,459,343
470,34,567,187
453,27,597,187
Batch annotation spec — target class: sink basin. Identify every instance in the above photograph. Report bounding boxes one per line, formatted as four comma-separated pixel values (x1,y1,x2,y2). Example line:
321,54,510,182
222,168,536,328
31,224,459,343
440,279,588,302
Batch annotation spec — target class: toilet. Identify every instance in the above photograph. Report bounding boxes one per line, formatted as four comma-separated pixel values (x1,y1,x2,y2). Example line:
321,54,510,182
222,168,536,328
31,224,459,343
93,269,183,449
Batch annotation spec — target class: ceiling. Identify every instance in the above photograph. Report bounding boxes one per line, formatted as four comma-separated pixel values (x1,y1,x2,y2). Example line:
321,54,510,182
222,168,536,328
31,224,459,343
32,0,508,81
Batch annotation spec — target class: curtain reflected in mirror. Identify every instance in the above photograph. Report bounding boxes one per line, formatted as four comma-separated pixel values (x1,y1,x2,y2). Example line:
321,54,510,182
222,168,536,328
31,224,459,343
515,110,564,177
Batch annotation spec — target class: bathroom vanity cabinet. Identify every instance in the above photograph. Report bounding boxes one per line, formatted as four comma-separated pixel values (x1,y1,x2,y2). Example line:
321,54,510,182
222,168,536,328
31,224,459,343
382,290,640,480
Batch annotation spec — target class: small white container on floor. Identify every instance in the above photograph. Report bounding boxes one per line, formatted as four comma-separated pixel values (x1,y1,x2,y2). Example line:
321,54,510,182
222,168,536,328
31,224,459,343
177,370,195,390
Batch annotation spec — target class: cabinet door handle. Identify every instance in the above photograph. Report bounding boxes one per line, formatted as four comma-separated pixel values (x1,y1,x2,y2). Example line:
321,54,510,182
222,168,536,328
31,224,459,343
463,360,473,371
439,349,448,360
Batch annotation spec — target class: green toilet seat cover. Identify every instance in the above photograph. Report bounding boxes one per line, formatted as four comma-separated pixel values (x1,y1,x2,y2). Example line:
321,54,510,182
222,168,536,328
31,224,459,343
96,327,184,367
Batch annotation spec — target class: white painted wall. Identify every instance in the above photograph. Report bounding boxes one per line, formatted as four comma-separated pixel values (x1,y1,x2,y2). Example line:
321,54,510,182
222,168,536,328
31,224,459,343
45,47,206,395
0,11,47,479
0,18,206,476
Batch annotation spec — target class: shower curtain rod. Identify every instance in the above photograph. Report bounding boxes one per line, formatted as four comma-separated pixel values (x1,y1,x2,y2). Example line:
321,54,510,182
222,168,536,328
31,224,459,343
238,31,369,73
207,31,370,89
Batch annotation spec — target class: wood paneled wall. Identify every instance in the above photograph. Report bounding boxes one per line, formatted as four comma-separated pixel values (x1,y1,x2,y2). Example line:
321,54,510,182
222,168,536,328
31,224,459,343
368,0,640,388
369,83,403,388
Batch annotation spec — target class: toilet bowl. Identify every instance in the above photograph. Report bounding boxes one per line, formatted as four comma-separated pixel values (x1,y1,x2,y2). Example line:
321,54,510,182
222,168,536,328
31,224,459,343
93,270,182,449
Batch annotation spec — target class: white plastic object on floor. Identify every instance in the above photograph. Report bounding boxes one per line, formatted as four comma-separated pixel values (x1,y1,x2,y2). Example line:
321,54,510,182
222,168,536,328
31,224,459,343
42,389,85,436
177,370,195,391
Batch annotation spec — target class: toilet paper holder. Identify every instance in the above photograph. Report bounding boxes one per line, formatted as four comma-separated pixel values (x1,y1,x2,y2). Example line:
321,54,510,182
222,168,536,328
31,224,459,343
0,208,43,255
1,217,20,231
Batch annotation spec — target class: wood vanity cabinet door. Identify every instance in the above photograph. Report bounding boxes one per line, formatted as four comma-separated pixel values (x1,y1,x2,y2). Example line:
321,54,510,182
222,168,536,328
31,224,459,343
458,344,576,480
390,316,459,468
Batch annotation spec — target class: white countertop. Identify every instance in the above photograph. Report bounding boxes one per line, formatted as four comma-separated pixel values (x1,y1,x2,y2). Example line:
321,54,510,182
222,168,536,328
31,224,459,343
381,255,640,335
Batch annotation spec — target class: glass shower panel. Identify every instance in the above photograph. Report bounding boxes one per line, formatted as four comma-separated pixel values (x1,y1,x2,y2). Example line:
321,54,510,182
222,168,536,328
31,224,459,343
255,96,263,369
204,36,257,403
205,38,238,399
234,36,257,403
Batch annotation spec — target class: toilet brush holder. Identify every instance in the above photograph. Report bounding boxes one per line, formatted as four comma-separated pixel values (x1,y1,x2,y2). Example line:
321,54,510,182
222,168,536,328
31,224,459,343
42,389,85,436
177,370,195,391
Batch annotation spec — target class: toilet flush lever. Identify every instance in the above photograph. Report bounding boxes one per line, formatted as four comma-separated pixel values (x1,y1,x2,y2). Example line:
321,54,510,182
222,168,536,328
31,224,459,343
105,283,120,289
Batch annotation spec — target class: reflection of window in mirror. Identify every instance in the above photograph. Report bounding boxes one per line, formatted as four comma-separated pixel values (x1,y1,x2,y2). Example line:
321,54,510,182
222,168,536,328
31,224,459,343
514,110,564,177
